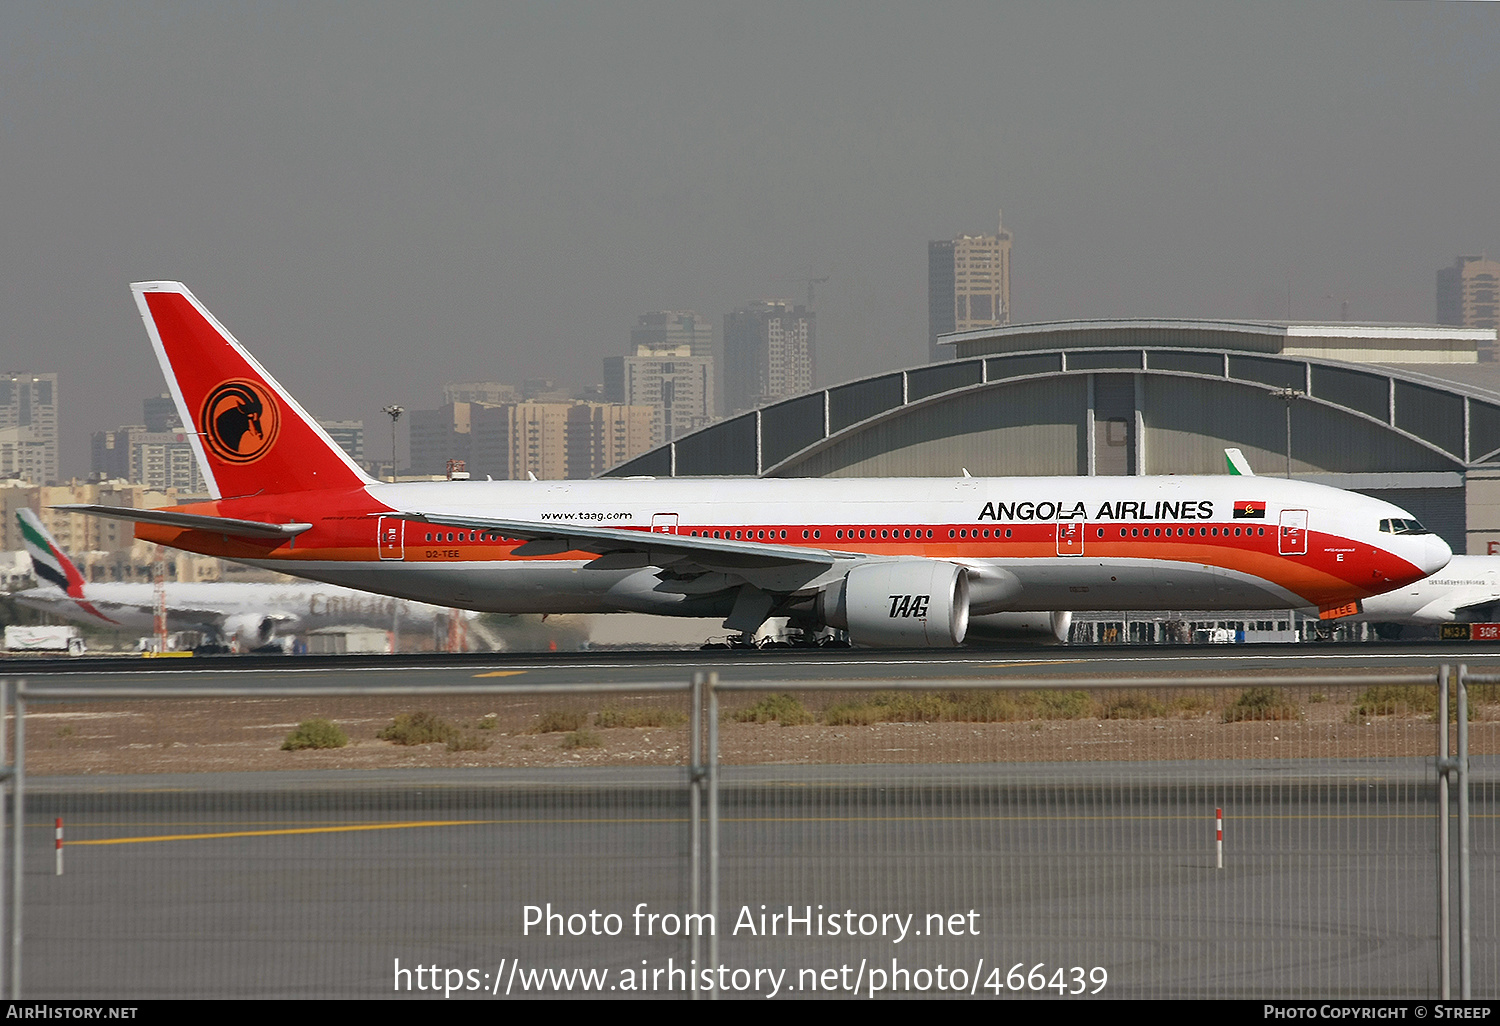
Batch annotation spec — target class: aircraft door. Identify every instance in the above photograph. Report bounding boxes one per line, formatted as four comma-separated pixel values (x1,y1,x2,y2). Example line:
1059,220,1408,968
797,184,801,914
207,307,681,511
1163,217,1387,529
1278,510,1308,556
651,513,679,535
377,516,405,560
1056,517,1085,556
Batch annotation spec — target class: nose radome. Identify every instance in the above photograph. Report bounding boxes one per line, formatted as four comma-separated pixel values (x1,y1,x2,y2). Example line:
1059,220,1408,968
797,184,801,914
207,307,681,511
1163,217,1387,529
1423,534,1453,576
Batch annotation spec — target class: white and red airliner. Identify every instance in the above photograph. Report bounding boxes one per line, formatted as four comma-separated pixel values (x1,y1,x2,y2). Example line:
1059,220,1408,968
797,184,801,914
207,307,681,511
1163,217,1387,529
59,282,1453,649
14,508,476,652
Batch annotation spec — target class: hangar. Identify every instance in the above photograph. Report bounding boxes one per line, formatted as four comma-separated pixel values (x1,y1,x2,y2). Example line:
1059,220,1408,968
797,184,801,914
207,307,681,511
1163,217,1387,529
607,319,1500,556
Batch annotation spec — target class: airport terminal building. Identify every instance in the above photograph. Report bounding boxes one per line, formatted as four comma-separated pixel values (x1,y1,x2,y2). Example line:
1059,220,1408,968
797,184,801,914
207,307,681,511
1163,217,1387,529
608,318,1500,556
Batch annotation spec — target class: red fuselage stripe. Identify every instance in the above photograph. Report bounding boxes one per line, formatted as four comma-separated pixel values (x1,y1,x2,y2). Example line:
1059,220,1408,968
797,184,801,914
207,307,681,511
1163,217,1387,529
136,513,1421,608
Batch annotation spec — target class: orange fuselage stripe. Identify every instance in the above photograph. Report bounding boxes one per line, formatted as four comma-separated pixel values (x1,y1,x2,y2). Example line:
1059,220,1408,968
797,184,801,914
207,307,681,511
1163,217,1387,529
136,512,1414,607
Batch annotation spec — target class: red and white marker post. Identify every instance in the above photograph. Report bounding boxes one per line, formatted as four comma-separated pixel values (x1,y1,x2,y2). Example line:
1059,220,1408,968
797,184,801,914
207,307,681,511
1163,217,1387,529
1215,807,1223,870
55,817,63,876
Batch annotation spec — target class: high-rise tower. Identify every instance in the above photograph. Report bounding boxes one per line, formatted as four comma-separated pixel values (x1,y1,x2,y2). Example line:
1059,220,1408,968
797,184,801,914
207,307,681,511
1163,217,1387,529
631,311,714,360
928,212,1012,362
0,373,58,484
723,301,815,415
1438,255,1500,331
604,311,717,443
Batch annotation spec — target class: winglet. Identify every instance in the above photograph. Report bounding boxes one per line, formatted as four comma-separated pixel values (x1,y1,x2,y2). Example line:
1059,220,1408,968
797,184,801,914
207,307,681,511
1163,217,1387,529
1225,448,1255,476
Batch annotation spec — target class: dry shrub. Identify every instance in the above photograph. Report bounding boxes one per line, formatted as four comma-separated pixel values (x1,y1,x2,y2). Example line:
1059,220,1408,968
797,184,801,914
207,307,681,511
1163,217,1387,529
447,733,491,752
1102,692,1169,720
378,711,457,745
530,709,590,734
1223,687,1301,723
732,694,814,726
595,706,687,729
282,718,348,751
1349,685,1472,721
560,729,604,749
820,702,882,727
1030,690,1095,720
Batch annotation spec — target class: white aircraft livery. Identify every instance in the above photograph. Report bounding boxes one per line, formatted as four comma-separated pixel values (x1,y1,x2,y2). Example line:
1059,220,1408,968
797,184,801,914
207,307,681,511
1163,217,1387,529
15,508,471,650
1333,553,1500,626
55,282,1453,649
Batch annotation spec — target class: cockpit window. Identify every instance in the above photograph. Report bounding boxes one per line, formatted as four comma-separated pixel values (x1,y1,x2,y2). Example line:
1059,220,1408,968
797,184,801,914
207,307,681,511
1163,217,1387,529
1379,518,1430,536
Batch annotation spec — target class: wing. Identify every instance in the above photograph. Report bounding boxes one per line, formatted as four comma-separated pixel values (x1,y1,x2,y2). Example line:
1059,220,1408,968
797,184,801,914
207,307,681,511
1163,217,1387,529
400,512,855,565
396,511,1021,618
1438,594,1500,622
396,511,863,598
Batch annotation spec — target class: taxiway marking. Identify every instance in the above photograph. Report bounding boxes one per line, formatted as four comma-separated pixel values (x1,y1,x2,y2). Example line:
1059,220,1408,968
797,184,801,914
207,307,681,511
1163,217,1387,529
67,810,1493,847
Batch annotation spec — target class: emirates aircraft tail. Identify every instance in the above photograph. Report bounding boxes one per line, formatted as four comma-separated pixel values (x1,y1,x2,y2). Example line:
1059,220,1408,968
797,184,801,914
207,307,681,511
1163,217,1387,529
18,508,87,598
17,509,120,624
131,282,374,499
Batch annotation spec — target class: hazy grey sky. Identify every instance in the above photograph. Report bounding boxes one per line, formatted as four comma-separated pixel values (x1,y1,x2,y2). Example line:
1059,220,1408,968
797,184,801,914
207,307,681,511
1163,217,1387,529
2,3,1497,476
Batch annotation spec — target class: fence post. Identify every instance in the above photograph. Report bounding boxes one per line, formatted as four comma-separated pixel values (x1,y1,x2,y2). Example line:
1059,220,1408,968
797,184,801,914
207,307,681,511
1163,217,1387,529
1438,664,1451,998
0,679,7,999
689,672,704,1000
707,671,720,1000
1458,664,1471,1000
10,680,22,998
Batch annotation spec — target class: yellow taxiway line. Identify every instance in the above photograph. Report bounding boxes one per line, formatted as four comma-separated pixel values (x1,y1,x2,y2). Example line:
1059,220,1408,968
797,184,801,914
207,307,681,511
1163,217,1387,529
63,810,1490,847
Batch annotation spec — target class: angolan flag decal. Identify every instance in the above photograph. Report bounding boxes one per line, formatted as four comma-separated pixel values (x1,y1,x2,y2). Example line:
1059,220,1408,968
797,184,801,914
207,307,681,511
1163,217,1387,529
1233,500,1267,519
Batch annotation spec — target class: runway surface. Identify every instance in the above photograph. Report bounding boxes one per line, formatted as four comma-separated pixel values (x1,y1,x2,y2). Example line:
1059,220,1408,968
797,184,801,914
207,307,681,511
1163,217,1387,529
8,644,1497,999
21,760,1498,999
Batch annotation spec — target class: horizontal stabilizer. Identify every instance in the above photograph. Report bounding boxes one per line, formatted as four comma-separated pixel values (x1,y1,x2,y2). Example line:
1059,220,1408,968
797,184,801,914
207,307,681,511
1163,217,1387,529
53,504,312,539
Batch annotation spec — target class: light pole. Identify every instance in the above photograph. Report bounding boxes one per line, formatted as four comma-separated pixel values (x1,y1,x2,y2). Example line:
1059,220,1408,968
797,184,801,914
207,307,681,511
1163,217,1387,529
1268,388,1303,478
382,405,403,482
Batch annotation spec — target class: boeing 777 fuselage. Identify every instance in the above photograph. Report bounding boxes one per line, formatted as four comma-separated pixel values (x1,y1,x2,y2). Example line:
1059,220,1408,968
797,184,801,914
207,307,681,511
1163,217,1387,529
58,283,1452,649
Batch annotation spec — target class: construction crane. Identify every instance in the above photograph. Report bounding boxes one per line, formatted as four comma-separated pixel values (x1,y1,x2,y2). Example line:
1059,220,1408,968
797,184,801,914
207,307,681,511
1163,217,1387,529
803,274,829,310
775,271,831,310
152,545,169,653
445,609,468,653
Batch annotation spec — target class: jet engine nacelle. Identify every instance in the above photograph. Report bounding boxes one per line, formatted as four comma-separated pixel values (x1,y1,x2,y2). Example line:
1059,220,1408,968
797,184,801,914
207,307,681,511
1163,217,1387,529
965,610,1073,645
818,560,970,648
221,612,281,648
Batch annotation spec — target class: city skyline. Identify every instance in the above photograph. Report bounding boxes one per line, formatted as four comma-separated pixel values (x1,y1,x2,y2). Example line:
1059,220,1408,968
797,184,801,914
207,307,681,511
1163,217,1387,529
15,233,1500,485
1,4,1497,478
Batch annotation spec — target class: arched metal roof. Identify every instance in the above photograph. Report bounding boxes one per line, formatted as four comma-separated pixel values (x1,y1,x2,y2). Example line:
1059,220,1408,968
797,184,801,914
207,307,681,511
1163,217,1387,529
605,345,1500,479
942,317,1490,356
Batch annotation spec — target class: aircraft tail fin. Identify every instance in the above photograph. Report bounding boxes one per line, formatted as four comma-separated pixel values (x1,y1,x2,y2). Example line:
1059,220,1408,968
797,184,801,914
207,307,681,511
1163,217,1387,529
17,509,87,598
130,282,375,500
1224,448,1255,476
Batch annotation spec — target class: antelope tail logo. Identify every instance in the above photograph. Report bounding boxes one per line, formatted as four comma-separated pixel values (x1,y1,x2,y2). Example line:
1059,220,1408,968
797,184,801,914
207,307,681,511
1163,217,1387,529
200,380,280,464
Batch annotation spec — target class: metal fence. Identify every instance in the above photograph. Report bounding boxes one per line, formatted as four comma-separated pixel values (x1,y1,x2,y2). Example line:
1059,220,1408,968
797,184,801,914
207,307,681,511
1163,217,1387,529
0,666,1487,999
